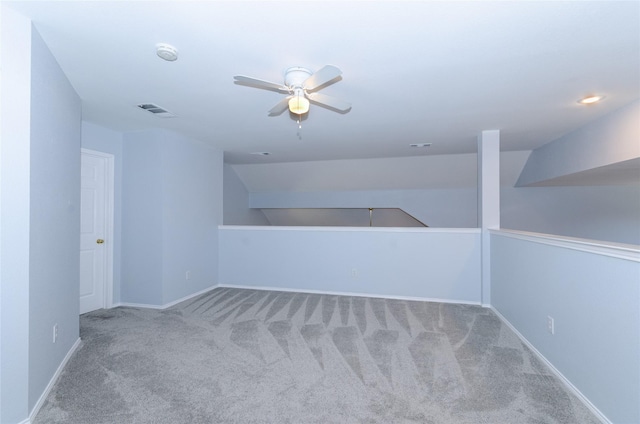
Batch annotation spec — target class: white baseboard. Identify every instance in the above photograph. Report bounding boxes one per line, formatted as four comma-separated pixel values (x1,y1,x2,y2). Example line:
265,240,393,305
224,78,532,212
160,285,219,309
490,307,611,424
218,283,481,306
114,284,218,310
28,337,82,423
115,284,481,309
112,301,164,310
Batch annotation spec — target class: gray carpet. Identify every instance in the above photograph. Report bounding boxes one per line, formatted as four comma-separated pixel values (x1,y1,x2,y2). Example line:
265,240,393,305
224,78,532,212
34,288,601,424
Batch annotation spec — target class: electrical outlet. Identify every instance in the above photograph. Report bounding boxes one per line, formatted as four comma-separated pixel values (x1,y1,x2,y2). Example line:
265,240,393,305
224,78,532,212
547,316,555,335
53,323,58,343
351,268,359,279
186,270,191,280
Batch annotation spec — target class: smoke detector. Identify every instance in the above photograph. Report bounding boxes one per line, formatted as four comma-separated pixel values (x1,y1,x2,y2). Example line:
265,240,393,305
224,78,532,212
156,43,178,61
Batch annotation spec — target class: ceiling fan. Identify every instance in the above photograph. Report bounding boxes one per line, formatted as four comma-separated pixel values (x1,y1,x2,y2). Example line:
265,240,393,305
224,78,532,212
234,65,351,116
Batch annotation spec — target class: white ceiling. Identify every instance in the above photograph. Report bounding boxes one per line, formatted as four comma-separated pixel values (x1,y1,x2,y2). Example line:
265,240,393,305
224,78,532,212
6,1,640,165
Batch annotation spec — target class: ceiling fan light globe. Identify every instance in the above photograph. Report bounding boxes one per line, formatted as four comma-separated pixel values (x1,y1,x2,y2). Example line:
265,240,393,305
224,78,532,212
288,96,310,114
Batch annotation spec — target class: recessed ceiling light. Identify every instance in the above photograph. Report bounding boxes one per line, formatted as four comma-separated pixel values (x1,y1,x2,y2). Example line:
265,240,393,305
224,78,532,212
578,95,605,105
410,143,432,148
156,43,178,61
250,152,271,156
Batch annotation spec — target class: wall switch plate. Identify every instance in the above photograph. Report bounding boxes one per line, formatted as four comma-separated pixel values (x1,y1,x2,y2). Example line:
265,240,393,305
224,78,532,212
53,323,59,343
547,316,555,335
186,270,191,280
351,268,359,279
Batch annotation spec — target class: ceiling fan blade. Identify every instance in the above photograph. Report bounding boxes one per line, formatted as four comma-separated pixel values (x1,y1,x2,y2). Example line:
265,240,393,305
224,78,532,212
303,65,342,91
234,76,289,93
307,92,351,113
268,96,292,116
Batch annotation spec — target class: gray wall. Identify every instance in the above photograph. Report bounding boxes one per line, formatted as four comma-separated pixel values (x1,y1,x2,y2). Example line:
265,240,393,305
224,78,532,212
491,231,639,424
223,164,269,225
233,161,639,245
228,178,640,245
228,143,639,246
220,227,481,303
0,7,32,422
502,185,640,245
122,130,164,305
245,184,639,244
121,130,223,306
82,123,226,308
249,188,477,228
161,132,223,304
1,8,81,422
28,25,82,411
81,121,124,303
228,153,486,228
502,100,640,245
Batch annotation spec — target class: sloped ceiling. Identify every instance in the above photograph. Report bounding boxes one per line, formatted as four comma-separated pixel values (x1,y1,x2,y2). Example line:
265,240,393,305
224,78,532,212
516,100,640,187
6,0,640,167
523,157,640,187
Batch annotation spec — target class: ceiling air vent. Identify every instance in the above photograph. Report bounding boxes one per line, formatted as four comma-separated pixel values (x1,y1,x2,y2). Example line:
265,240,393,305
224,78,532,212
137,103,176,118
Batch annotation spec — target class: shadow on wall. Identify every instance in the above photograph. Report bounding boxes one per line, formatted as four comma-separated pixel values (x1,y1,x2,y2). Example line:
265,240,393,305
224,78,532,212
258,208,427,227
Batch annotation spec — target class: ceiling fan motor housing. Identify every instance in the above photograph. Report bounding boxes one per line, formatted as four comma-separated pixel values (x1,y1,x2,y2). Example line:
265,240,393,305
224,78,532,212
285,67,312,89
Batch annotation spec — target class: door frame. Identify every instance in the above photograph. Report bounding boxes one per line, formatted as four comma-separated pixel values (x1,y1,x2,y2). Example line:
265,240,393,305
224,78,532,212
81,148,115,310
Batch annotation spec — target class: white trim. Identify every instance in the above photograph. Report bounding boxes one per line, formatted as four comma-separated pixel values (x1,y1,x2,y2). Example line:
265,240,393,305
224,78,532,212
29,338,82,424
219,225,481,234
477,130,501,307
80,148,115,310
17,419,29,424
490,229,640,262
217,283,481,306
114,284,218,310
490,307,611,424
160,285,218,308
116,283,481,309
114,301,165,310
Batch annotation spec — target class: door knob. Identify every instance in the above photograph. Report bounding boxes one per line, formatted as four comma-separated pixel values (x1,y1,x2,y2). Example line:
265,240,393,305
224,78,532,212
96,239,104,244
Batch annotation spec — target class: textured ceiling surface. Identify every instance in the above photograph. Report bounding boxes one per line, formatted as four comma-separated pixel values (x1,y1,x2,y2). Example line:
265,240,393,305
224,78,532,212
6,1,640,164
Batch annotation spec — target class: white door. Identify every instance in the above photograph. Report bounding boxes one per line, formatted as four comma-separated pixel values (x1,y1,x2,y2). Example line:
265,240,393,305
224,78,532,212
80,150,110,314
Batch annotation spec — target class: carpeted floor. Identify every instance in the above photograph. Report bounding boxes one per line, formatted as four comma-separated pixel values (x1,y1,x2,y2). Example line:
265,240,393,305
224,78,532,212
34,287,601,423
